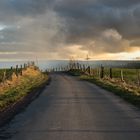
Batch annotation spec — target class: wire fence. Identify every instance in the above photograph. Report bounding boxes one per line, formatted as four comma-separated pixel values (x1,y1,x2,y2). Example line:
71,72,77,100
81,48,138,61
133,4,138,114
0,62,35,83
46,61,140,87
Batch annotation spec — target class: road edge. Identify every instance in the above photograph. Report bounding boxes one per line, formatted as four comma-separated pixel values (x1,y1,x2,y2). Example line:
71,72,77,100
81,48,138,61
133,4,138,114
0,76,51,127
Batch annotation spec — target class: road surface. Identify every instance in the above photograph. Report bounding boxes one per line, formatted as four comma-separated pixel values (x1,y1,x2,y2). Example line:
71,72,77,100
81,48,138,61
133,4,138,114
0,73,140,140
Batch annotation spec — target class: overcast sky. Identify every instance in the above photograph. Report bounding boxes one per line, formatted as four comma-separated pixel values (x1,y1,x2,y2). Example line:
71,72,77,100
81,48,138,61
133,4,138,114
0,0,140,61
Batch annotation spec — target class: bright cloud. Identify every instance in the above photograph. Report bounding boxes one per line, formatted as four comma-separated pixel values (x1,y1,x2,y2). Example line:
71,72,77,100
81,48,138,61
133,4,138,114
0,0,140,60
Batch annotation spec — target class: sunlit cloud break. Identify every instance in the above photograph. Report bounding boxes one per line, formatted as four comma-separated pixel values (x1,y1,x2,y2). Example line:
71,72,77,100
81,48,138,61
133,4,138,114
0,0,140,60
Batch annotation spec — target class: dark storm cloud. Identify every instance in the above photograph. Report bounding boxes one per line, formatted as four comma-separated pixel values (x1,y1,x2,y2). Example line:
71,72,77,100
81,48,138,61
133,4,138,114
0,0,54,15
100,0,140,8
0,0,140,60
10,0,55,16
54,0,140,42
0,0,56,24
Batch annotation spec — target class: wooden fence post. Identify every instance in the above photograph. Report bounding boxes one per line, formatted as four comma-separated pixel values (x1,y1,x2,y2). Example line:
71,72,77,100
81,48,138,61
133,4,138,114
88,66,91,75
98,68,100,78
91,68,93,76
32,61,35,66
3,70,6,83
15,65,18,77
79,64,82,71
10,66,13,80
83,65,86,72
28,62,30,67
92,68,95,76
77,63,80,70
24,63,27,69
109,68,113,79
20,65,23,76
100,65,104,79
137,69,140,86
121,69,124,82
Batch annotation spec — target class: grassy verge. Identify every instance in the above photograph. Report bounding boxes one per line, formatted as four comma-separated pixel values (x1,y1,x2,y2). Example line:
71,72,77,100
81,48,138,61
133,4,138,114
0,67,48,111
80,75,140,108
67,70,140,108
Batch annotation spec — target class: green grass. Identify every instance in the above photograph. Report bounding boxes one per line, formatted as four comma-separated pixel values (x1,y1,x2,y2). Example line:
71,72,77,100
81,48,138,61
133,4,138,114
86,68,140,85
67,68,140,108
0,69,12,82
0,69,48,110
0,68,22,82
104,68,139,84
80,75,140,108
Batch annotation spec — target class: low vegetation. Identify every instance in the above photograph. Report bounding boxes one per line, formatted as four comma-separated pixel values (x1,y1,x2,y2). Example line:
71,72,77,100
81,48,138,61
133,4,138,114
68,68,140,108
92,68,140,86
0,66,48,111
81,75,140,108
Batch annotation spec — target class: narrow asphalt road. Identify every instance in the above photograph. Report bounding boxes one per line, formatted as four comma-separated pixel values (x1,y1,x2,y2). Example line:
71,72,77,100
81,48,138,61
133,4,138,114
0,73,140,140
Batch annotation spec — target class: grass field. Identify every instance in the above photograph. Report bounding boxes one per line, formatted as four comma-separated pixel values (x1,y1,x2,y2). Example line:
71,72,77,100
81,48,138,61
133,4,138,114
0,66,48,111
80,75,140,108
0,68,23,83
68,67,140,108
89,68,140,86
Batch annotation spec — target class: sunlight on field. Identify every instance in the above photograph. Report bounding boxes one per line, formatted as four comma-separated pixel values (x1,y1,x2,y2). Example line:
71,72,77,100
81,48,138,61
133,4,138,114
0,66,48,110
